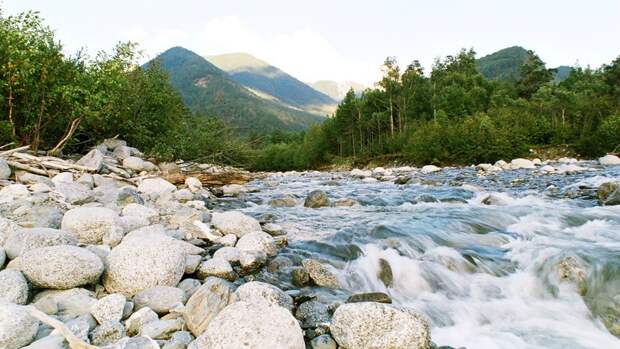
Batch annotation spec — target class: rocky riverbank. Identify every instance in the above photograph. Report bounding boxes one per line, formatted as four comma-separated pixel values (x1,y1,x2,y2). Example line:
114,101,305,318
1,140,620,349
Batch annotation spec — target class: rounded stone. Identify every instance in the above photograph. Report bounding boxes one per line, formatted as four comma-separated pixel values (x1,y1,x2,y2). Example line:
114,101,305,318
134,286,188,315
11,245,104,289
104,234,186,297
4,227,77,259
331,302,430,349
0,269,29,304
235,231,277,256
0,302,40,349
232,281,293,311
211,211,262,238
304,190,330,208
184,277,234,337
61,207,120,244
190,301,304,349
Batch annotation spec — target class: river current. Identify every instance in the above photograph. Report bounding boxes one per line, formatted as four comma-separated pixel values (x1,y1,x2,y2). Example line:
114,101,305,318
234,162,620,349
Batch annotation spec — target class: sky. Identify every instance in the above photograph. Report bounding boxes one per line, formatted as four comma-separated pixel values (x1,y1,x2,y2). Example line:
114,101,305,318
3,0,620,86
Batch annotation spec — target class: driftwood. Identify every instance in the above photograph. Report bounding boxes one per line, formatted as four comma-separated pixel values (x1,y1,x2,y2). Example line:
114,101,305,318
6,160,57,176
164,171,253,186
27,306,99,349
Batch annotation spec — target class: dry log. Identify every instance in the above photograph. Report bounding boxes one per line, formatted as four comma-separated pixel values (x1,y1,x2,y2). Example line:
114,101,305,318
0,145,30,157
10,152,97,172
27,306,99,349
163,171,253,186
6,160,56,176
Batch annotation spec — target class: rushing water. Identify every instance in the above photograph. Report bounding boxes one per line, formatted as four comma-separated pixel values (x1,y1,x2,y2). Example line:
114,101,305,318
237,162,620,349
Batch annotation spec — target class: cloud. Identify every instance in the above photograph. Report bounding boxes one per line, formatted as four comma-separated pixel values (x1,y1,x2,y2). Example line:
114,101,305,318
118,16,375,85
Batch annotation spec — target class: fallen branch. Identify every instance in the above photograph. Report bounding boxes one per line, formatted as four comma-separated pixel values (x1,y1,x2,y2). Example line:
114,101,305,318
26,306,100,349
6,160,56,176
0,145,30,157
48,117,81,156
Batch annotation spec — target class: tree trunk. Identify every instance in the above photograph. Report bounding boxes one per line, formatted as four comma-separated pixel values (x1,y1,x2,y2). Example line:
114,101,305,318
8,83,16,138
389,96,394,137
48,117,81,156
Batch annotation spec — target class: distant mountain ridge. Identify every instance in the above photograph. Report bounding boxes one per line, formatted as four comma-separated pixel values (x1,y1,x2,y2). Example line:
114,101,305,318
476,46,572,82
309,80,366,101
208,53,337,115
150,47,324,134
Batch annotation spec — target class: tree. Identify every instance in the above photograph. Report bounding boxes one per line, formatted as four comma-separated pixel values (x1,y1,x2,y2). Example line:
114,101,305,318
517,50,554,99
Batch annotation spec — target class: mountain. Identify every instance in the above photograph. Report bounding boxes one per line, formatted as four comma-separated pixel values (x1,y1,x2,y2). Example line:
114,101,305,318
309,80,366,101
207,53,337,115
476,46,572,83
150,47,325,134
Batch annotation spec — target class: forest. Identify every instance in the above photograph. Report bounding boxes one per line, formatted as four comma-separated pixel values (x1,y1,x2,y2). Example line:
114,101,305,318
2,10,619,171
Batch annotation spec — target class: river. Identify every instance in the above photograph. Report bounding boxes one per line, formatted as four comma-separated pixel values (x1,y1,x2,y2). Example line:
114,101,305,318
233,162,620,349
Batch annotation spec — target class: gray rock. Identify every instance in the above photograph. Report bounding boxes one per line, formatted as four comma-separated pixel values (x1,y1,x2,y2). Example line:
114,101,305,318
0,269,29,304
15,171,53,186
0,184,29,201
235,231,277,256
196,258,237,282
239,250,267,273
189,301,304,349
211,211,262,238
212,247,241,264
331,302,430,349
15,205,64,228
125,306,159,336
310,334,337,349
295,300,330,328
21,334,65,349
4,227,77,259
232,281,293,311
347,292,392,304
138,177,176,197
0,218,20,246
54,182,94,205
104,138,127,151
112,145,131,160
269,195,298,207
163,330,194,349
91,293,126,324
123,156,146,172
185,177,202,192
185,255,202,274
121,336,160,349
177,279,202,298
77,149,104,172
104,233,186,297
90,320,125,346
32,288,96,317
64,313,97,341
134,286,188,315
0,246,4,267
302,259,340,288
117,186,145,206
262,223,286,236
140,318,185,340
304,190,330,208
10,245,104,289
334,198,359,207
0,302,40,349
0,158,11,179
61,207,121,244
184,277,234,337
598,182,620,205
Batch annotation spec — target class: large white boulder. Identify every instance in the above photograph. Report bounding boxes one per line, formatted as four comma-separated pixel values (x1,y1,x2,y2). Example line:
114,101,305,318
0,303,40,349
133,286,187,315
9,245,104,289
104,233,186,297
211,211,261,238
421,165,441,174
350,169,372,178
61,207,121,244
510,158,536,169
232,281,293,311
599,154,620,166
235,231,277,256
123,156,146,172
138,177,176,197
0,158,11,180
184,277,235,337
331,302,430,349
90,293,126,325
3,227,77,259
189,301,304,349
76,149,104,172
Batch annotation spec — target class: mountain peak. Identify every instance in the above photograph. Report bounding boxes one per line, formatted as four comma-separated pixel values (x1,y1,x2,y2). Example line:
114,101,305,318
207,52,270,72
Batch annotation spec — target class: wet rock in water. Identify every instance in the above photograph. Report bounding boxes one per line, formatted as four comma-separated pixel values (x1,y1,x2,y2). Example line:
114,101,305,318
236,231,277,257
292,267,310,287
269,195,298,207
263,223,285,236
334,198,359,207
90,320,126,346
597,182,620,206
233,281,293,311
599,154,620,165
347,292,392,304
189,301,304,349
196,258,237,282
0,269,29,304
104,233,186,297
311,334,338,349
239,250,267,273
421,165,441,174
378,258,393,287
304,190,330,208
211,211,262,237
184,277,234,337
61,207,121,244
125,307,159,336
295,300,330,328
221,184,247,196
90,293,126,324
4,227,77,259
9,245,104,289
134,286,188,315
394,176,413,185
302,259,340,288
331,302,430,349
554,255,588,295
415,194,439,203
0,303,40,349
267,255,293,273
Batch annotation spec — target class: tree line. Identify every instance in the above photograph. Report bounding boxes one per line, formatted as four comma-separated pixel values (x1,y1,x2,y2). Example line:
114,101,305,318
0,10,249,164
254,49,620,170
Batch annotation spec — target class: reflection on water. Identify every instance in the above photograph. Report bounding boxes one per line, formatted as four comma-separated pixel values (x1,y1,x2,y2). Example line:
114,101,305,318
240,164,620,349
